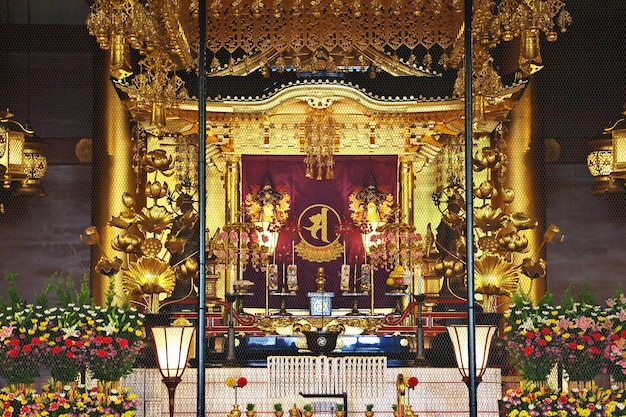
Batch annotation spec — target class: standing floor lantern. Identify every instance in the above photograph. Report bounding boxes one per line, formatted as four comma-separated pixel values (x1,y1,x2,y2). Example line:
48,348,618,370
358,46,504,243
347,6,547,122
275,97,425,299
447,324,497,388
151,325,196,417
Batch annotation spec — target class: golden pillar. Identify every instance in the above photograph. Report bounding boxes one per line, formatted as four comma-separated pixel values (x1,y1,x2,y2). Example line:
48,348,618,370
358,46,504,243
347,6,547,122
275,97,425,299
398,156,414,316
224,155,241,294
399,156,414,224
501,82,545,303
91,48,136,305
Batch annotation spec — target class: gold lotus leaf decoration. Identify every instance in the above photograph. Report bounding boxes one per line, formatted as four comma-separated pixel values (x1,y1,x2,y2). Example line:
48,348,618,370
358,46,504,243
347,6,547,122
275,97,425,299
474,253,519,312
122,256,177,297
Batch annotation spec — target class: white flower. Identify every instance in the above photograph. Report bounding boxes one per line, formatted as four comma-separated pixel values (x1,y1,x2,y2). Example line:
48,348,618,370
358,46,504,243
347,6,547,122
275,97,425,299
102,321,117,335
519,317,535,332
61,324,80,339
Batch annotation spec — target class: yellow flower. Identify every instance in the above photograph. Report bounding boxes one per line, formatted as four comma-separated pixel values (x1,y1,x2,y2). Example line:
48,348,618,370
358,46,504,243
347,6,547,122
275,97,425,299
545,335,552,342
225,376,237,387
563,333,570,339
504,325,512,332
577,344,584,350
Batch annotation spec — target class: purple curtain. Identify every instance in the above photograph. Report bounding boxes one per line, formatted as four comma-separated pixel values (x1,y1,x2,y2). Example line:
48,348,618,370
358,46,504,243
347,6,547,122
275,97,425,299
242,155,398,310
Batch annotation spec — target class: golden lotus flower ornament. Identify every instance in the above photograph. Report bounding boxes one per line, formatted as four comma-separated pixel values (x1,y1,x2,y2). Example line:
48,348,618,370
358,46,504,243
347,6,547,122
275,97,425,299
137,205,175,234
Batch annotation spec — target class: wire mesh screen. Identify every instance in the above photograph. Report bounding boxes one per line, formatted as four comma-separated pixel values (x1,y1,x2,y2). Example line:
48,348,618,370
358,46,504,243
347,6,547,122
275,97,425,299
0,2,626,417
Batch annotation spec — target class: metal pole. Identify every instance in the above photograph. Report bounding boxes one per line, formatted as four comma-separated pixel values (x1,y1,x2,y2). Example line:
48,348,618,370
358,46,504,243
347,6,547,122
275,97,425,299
463,1,478,417
196,0,207,415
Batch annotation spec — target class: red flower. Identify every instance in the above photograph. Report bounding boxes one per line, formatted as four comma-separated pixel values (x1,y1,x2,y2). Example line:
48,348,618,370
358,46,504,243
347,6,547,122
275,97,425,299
52,346,62,354
525,332,534,338
408,376,419,387
537,339,547,346
49,402,59,411
592,333,603,341
523,346,534,356
541,327,551,335
31,337,40,345
20,405,29,413
568,342,577,349
96,349,107,358
118,338,129,348
66,351,75,359
64,338,74,347
237,377,248,388
104,336,113,344
22,344,32,353
588,346,600,355
10,338,20,346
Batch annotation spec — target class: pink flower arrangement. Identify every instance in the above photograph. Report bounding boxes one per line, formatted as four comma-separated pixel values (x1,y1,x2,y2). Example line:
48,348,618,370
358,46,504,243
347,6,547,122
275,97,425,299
555,303,608,382
503,298,562,382
0,305,49,385
604,294,626,382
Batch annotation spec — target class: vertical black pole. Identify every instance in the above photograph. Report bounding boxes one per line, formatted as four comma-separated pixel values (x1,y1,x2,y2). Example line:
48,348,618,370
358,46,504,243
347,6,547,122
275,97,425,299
463,1,478,417
197,0,207,415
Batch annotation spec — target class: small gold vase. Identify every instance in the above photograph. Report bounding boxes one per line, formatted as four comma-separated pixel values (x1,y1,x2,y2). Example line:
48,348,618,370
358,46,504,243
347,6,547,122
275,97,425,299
365,411,374,417
230,404,242,417
290,404,301,417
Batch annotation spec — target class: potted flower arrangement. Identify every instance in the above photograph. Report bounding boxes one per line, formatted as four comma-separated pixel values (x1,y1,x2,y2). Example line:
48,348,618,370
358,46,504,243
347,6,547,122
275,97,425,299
604,292,626,383
246,403,256,417
274,403,284,417
303,404,314,417
0,303,48,386
365,404,374,417
0,384,39,416
556,301,608,384
503,293,562,383
35,381,140,417
86,299,145,385
335,403,344,417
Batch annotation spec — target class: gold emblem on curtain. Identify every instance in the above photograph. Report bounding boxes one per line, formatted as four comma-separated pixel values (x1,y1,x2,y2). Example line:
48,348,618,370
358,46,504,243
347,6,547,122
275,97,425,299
295,203,343,262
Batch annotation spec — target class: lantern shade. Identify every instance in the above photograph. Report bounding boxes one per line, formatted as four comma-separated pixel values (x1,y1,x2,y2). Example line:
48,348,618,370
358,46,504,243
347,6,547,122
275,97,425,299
151,326,196,378
447,325,497,381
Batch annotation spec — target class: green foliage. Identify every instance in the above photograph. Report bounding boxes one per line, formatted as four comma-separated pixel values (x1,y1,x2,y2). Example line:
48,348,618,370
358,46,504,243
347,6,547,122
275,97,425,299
105,278,116,307
2,273,26,309
391,405,398,412
562,277,597,310
303,404,313,412
274,404,283,412
366,404,374,412
247,404,255,412
335,404,344,412
1,272,94,311
34,276,54,309
76,274,92,306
